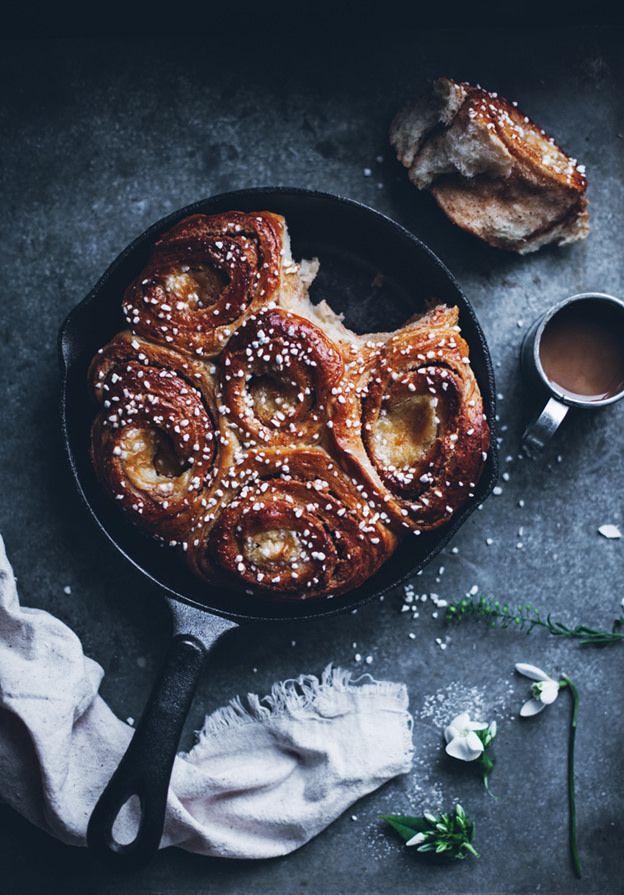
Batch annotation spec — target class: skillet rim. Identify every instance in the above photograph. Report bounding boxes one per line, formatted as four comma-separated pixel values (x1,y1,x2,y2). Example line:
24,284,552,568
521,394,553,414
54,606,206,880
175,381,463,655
58,186,498,624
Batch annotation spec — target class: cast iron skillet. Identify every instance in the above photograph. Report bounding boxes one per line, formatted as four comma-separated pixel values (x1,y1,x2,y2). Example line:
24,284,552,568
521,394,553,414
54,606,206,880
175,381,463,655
59,187,498,869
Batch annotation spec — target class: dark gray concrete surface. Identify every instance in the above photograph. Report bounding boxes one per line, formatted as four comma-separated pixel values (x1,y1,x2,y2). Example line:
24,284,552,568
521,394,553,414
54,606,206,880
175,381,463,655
1,34,623,895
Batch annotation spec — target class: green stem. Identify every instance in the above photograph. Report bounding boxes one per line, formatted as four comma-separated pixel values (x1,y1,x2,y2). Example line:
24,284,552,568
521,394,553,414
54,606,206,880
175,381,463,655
560,676,581,879
478,753,497,798
445,597,624,647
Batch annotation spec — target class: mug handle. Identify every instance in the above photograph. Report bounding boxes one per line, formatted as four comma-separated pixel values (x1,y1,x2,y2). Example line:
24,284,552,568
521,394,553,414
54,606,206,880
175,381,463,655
522,397,569,457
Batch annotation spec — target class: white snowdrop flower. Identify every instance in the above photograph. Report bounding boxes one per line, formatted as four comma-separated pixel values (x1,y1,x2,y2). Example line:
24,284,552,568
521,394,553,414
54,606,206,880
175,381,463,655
515,662,561,716
443,712,489,761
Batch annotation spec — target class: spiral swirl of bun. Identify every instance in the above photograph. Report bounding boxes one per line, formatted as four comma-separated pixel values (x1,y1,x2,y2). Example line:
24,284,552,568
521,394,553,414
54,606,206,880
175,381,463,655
122,212,300,359
187,447,396,599
89,211,490,601
330,305,489,533
219,307,344,447
89,332,230,540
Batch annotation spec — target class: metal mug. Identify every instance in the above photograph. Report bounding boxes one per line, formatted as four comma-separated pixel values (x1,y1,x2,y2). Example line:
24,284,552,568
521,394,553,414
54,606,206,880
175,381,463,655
520,292,624,456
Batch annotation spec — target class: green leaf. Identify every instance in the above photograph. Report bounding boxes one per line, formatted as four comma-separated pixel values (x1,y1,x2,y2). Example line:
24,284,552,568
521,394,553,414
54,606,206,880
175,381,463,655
383,806,479,862
382,815,427,842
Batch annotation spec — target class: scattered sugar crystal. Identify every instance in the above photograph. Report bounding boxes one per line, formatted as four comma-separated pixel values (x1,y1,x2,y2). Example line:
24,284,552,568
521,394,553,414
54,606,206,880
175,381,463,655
598,524,621,540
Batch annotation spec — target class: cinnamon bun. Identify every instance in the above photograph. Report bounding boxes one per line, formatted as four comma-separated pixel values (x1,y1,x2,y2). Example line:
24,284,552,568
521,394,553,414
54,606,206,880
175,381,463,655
89,332,232,540
121,212,304,359
187,447,396,599
330,305,489,532
219,307,344,448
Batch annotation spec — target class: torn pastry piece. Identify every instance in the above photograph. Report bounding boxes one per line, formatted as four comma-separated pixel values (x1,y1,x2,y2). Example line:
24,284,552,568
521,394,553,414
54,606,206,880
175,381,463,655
329,305,489,533
278,270,391,357
390,78,589,253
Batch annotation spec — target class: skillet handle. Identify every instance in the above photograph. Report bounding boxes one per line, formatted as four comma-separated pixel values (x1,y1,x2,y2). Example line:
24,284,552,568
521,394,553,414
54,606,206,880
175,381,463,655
87,611,236,870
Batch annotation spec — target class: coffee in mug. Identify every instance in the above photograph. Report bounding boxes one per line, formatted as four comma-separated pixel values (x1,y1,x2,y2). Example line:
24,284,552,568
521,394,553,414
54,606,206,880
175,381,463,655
520,293,624,456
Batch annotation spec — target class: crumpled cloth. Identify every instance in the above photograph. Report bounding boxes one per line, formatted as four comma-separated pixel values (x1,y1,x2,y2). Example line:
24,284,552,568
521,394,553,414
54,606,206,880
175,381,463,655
0,537,413,858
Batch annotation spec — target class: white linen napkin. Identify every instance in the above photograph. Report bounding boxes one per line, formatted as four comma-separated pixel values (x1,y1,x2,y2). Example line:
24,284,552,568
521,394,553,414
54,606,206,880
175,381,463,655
0,536,413,859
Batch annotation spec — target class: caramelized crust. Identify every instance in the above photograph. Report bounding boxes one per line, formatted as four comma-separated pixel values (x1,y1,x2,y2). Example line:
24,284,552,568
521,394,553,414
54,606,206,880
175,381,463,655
89,211,490,600
88,330,217,405
122,212,293,358
89,331,232,540
187,447,397,599
390,77,589,253
330,306,489,533
449,82,587,193
219,307,344,448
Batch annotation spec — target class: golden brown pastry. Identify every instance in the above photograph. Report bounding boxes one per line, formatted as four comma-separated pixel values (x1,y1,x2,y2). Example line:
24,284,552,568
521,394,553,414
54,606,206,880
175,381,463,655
89,332,231,540
121,211,303,358
187,447,397,599
219,307,344,448
390,77,589,253
89,211,490,600
330,306,489,533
